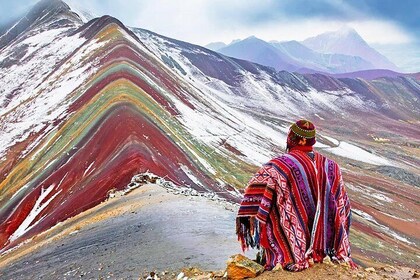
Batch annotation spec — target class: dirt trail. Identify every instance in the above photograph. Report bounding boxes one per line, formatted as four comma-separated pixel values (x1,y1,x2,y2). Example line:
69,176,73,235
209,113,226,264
0,184,253,279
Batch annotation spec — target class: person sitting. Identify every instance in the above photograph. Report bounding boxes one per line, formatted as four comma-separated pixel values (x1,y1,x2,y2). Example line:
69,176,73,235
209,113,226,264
236,119,355,271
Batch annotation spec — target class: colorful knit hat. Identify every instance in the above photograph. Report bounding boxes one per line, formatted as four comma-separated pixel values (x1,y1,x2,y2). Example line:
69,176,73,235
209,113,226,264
287,119,316,147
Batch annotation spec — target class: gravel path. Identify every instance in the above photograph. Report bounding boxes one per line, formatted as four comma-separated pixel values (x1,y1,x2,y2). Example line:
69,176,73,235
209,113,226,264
0,184,252,279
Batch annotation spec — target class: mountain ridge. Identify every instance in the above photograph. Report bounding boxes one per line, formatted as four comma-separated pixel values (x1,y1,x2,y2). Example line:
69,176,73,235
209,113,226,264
213,33,392,74
0,0,83,49
207,26,403,75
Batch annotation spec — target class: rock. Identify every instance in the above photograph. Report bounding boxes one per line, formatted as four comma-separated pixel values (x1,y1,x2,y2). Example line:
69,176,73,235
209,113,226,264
145,271,160,280
272,263,283,271
194,274,213,280
365,267,376,273
323,256,333,265
190,268,202,275
356,272,365,279
213,270,225,278
226,254,264,279
177,272,185,280
413,271,420,278
381,265,396,273
339,261,350,269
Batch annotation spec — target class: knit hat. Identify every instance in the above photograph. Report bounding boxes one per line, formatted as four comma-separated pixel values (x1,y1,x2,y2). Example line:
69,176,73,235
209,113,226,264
287,119,316,148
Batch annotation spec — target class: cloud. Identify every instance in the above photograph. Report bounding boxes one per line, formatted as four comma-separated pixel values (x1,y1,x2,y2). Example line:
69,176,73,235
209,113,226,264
105,0,416,45
345,0,420,36
1,0,418,46
349,20,413,45
80,0,417,45
0,0,36,25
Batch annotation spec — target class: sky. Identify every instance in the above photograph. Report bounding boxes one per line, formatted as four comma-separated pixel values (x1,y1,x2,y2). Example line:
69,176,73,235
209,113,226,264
0,0,419,70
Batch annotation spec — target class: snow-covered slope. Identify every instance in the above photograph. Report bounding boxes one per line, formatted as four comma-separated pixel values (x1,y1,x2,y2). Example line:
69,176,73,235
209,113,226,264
0,0,83,49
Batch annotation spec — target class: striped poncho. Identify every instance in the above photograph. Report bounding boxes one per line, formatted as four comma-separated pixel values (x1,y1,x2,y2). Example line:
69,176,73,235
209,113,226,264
236,148,353,271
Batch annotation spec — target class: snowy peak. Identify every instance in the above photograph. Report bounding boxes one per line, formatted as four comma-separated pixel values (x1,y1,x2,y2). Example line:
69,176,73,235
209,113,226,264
0,0,83,49
13,0,80,27
65,1,98,23
204,41,227,52
336,26,362,37
302,27,398,70
243,35,259,41
302,26,368,53
335,27,368,45
227,35,265,46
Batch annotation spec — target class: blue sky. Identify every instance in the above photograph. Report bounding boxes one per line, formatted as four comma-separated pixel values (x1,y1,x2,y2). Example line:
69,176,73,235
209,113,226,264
1,0,419,71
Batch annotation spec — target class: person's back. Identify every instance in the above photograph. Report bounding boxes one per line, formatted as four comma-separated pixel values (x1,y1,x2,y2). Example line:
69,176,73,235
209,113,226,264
237,120,353,271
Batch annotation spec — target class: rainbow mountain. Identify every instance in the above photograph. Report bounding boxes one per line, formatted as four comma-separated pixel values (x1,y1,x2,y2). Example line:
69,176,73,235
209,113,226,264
0,0,419,268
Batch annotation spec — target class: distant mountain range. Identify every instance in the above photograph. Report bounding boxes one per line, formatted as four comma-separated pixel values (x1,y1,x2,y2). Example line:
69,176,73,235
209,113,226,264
206,27,400,74
302,27,398,71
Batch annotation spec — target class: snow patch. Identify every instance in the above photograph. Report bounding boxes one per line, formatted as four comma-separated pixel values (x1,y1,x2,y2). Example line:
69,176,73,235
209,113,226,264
346,183,393,204
180,165,204,187
322,135,340,146
83,161,95,177
352,208,414,245
324,141,392,166
371,193,393,203
9,184,61,242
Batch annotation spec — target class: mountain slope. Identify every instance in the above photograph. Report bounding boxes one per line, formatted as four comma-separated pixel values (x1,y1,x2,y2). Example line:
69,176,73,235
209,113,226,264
0,4,251,252
302,27,399,71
